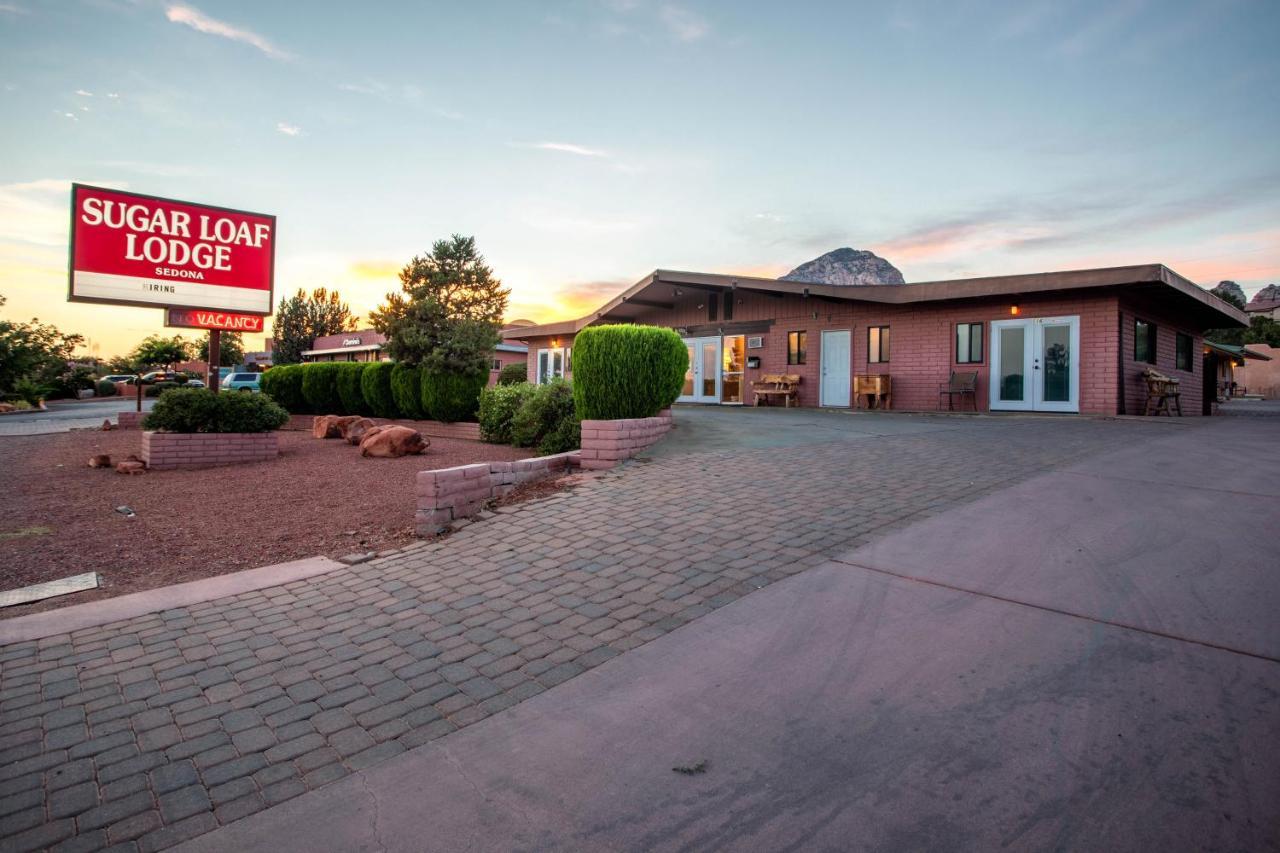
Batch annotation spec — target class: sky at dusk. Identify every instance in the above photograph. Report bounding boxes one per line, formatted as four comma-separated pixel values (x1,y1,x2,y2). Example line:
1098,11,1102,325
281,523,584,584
2,0,1278,357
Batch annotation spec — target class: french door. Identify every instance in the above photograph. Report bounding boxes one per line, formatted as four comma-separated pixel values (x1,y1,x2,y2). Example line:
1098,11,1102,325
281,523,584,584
989,316,1080,412
678,337,720,403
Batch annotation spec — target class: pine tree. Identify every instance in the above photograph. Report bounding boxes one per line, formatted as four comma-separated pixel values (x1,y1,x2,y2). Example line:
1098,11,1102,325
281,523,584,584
271,288,358,364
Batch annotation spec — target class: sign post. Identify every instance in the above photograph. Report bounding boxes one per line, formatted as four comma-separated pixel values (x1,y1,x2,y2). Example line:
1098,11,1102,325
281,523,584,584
207,330,221,393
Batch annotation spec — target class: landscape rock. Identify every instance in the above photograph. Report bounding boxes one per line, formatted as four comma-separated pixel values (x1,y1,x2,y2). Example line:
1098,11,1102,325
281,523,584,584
101,419,114,431
0,402,14,413
88,454,112,468
116,460,146,475
341,417,378,445
359,425,429,458
781,247,905,286
312,415,362,439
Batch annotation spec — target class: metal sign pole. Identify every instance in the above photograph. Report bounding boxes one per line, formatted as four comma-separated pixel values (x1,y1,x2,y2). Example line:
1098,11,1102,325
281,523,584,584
208,329,221,393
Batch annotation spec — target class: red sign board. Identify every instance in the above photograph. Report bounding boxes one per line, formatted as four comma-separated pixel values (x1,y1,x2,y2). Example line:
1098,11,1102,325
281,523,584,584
68,184,275,314
165,307,265,333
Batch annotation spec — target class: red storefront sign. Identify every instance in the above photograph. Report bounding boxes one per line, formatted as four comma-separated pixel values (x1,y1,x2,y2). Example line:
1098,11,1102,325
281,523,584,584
68,184,275,314
165,307,266,333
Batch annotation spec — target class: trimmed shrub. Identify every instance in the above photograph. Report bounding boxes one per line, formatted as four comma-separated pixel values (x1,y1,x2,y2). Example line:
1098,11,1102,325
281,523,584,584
94,379,117,397
422,369,485,424
497,362,528,386
511,379,580,455
142,387,288,433
361,361,399,418
302,362,344,413
478,382,536,444
390,363,425,419
572,324,687,420
336,363,370,415
144,381,179,398
260,365,307,413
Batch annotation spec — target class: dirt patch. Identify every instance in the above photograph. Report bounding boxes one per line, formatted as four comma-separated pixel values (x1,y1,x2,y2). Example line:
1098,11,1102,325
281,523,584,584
0,428,532,618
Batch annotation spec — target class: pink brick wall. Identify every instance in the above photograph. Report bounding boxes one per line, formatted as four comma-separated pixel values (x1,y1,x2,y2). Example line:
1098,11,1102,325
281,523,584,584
142,431,280,470
578,410,673,470
415,451,580,533
117,411,145,430
1119,298,1204,416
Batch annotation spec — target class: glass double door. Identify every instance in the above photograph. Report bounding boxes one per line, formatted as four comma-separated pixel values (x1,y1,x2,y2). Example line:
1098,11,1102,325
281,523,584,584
678,335,745,404
989,316,1080,412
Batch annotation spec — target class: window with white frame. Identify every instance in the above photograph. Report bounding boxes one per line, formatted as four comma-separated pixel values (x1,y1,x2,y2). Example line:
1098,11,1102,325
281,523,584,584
536,347,571,384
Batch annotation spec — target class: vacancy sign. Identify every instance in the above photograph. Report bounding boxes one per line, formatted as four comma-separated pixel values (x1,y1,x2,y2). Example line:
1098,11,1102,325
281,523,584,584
69,184,275,314
165,308,265,333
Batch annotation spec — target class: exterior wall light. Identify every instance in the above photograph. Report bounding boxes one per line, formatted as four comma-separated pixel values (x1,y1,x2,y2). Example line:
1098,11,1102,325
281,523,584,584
1010,305,1021,316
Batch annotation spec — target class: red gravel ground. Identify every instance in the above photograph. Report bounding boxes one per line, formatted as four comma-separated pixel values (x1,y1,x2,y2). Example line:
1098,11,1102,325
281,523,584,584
0,424,532,618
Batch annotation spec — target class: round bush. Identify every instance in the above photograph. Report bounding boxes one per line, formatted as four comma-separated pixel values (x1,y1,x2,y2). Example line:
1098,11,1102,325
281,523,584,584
422,369,485,424
260,365,307,413
336,363,370,415
141,387,288,433
94,379,117,397
511,379,580,454
571,325,687,420
360,361,399,418
477,382,536,444
497,362,528,386
144,381,179,398
391,363,425,419
301,363,344,414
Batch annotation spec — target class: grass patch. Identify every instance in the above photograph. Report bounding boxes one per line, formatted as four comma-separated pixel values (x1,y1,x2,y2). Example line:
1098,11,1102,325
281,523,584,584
0,525,52,540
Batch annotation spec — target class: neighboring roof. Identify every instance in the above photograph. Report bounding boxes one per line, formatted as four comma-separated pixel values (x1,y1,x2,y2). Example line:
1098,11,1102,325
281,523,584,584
1205,341,1273,361
302,343,382,356
503,264,1250,340
1244,300,1280,313
495,342,527,354
310,329,387,350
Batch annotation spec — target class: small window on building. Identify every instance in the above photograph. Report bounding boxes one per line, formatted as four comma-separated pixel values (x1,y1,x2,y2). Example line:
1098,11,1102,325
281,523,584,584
787,331,807,365
1175,332,1193,371
868,326,890,363
956,323,983,363
1134,320,1156,364
565,348,572,373
490,358,502,371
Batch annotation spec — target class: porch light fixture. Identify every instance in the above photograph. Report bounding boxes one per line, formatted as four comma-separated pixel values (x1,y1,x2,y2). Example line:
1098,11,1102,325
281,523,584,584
1010,305,1021,316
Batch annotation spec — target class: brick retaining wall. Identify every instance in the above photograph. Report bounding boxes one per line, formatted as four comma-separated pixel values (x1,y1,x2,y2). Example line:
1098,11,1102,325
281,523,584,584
578,409,672,470
117,411,145,429
142,431,280,470
415,451,580,534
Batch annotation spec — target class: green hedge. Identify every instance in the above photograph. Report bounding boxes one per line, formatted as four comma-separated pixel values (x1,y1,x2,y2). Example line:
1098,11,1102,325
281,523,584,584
301,362,344,413
144,381,180,398
572,324,687,420
142,388,288,433
391,364,425,419
260,365,307,413
336,363,370,415
497,362,527,386
422,369,485,424
94,379,117,397
512,379,580,455
360,362,398,418
478,382,536,443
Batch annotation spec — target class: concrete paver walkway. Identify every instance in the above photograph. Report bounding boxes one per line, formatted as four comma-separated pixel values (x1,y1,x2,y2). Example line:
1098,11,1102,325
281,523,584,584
0,408,1263,851
178,409,1280,853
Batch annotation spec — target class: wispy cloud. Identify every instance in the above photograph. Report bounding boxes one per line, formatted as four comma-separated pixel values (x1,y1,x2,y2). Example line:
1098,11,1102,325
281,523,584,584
275,121,302,137
0,3,29,14
0,179,123,248
165,3,291,60
658,5,709,41
519,141,609,158
75,89,93,97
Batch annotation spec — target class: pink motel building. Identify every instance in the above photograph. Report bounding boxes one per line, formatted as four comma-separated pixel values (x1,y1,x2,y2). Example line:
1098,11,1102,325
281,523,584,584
507,264,1249,416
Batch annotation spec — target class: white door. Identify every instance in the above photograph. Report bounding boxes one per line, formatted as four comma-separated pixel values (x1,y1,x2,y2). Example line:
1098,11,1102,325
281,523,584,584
678,337,720,403
990,316,1080,413
820,330,851,407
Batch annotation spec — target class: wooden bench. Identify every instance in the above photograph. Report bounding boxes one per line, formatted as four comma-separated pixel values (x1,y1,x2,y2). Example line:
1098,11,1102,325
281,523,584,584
752,374,801,407
854,374,892,409
1142,368,1183,416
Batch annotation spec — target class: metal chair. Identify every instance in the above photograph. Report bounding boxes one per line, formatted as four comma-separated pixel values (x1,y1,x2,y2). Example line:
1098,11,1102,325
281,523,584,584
938,371,978,411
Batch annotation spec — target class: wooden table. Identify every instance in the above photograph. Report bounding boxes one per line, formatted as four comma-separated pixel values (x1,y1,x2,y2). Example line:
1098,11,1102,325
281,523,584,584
854,374,892,409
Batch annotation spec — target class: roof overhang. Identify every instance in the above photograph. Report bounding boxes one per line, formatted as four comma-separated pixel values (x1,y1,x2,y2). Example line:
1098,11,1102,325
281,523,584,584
504,263,1250,339
302,343,383,356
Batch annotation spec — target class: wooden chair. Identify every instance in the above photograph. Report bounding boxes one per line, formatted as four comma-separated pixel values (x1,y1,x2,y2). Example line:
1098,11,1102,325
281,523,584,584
938,371,978,411
1142,369,1183,416
752,374,801,407
854,374,892,409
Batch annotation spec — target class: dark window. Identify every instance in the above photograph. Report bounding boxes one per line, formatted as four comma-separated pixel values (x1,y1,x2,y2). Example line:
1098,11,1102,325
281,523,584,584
707,296,717,321
956,322,983,363
723,292,734,321
868,326,890,363
1176,333,1192,371
787,331,807,365
1134,320,1156,364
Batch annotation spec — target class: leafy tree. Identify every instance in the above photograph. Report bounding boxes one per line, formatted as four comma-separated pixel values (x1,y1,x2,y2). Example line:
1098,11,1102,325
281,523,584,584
131,334,191,371
197,332,245,366
272,288,358,365
0,294,85,393
369,235,509,374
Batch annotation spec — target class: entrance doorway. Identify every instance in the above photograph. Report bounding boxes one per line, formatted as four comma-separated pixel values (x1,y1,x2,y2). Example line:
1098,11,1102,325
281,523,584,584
721,335,746,404
678,337,720,404
820,329,851,407
989,316,1080,412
